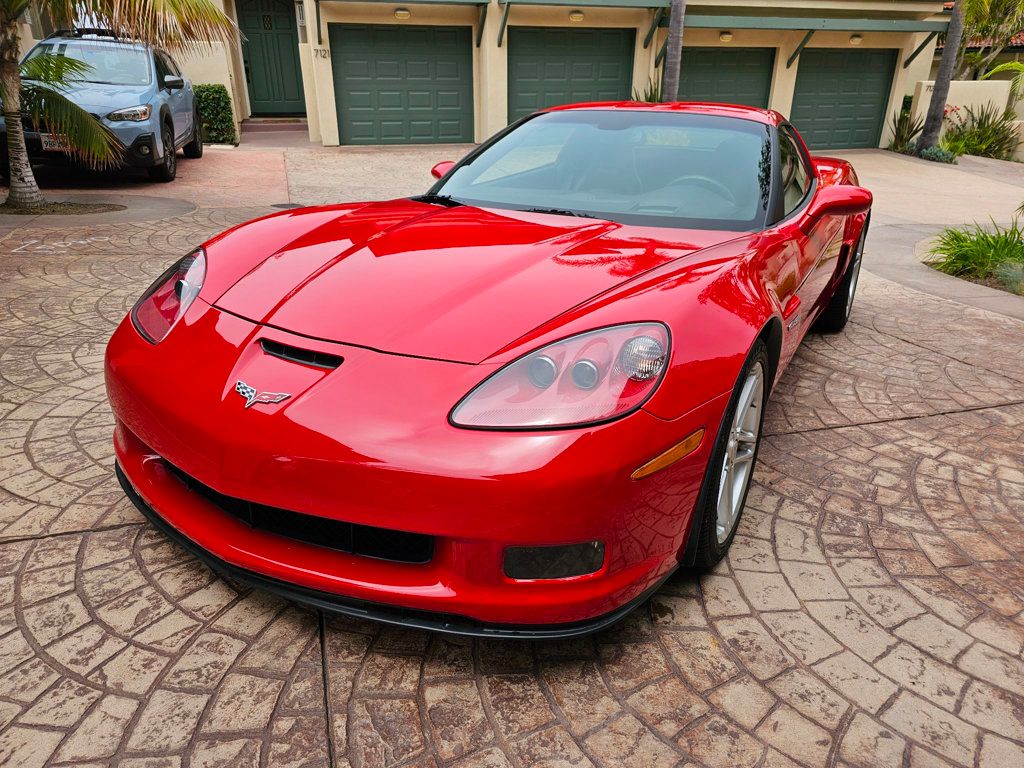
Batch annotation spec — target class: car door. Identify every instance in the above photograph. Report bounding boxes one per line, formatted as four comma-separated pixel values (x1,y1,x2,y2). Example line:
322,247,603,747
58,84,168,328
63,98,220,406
155,51,191,144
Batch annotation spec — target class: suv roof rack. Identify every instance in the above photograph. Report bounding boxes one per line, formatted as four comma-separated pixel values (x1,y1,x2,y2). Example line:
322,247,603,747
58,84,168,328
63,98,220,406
49,28,120,40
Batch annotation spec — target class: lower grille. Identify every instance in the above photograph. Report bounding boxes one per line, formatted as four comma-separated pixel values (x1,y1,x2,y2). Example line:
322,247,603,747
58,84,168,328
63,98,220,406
164,462,434,564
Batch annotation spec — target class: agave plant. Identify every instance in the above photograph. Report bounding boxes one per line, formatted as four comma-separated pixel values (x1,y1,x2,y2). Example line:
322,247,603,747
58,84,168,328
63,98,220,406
886,108,924,154
0,0,237,209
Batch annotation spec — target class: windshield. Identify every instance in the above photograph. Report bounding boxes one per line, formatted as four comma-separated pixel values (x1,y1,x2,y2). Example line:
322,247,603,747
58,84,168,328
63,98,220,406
435,110,774,230
26,42,152,87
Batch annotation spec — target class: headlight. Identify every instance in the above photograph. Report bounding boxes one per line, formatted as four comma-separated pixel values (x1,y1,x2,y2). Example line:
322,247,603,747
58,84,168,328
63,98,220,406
451,323,669,429
131,249,206,344
107,105,152,121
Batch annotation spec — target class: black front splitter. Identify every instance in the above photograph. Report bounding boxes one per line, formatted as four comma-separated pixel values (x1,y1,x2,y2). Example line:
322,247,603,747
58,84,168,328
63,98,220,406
115,462,668,640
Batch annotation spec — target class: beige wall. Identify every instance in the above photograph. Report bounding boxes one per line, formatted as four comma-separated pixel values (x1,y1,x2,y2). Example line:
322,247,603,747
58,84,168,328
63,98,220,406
909,79,1013,123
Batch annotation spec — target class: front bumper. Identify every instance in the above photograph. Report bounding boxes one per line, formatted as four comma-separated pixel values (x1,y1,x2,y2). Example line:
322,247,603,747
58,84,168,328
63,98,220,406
1,127,159,168
106,301,728,633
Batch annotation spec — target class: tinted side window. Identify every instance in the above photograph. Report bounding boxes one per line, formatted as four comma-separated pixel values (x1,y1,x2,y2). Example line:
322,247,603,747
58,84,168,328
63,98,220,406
779,128,812,215
162,53,181,76
154,52,170,85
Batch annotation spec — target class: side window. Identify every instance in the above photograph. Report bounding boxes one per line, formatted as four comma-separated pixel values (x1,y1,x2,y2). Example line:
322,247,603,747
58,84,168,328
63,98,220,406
779,128,812,215
154,52,170,86
163,54,182,77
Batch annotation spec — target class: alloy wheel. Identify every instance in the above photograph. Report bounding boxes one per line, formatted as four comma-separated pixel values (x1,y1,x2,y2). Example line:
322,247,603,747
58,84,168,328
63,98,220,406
716,361,764,543
845,230,865,318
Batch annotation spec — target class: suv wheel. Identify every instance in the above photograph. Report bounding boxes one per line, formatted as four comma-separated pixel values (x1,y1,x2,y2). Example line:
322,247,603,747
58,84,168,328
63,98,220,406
183,108,203,159
148,123,177,182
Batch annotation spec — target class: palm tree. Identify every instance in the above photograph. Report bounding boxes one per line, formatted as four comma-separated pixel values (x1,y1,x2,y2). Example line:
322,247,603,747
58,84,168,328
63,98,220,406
917,0,966,153
0,0,237,209
661,0,687,101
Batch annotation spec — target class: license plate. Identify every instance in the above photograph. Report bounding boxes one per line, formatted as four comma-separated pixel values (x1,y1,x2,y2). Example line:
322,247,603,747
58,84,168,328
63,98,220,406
41,133,71,152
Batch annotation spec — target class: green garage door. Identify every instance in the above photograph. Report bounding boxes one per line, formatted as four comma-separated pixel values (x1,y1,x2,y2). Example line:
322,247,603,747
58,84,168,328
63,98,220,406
329,24,474,144
508,28,634,122
678,47,774,108
790,49,897,149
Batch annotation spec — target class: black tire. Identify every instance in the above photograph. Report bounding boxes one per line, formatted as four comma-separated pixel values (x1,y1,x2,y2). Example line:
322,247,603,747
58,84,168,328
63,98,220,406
183,109,203,159
814,215,869,333
148,122,177,182
689,340,770,570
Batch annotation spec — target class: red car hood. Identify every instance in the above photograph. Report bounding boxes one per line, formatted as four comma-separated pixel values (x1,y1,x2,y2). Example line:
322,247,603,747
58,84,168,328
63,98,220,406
214,199,736,363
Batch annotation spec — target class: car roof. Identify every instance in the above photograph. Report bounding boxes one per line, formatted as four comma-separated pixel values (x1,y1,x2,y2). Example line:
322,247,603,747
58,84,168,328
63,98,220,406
42,31,148,50
542,101,783,126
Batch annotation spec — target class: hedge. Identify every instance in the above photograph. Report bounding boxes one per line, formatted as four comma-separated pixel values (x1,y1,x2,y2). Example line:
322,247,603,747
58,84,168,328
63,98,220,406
194,84,238,145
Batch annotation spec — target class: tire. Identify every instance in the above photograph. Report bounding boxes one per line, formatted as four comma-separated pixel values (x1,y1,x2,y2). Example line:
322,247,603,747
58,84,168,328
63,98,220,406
689,340,769,570
814,215,869,333
183,108,203,159
148,122,177,182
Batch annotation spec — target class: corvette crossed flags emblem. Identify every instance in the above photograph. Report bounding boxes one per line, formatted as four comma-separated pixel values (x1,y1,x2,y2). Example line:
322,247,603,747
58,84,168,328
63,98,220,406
234,380,291,409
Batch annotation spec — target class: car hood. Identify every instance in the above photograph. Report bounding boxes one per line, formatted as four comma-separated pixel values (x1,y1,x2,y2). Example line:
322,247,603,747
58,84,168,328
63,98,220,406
33,81,153,115
213,199,739,364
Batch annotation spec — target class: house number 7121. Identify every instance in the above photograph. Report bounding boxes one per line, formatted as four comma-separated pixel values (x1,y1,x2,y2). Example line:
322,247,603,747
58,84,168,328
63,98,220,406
314,48,330,59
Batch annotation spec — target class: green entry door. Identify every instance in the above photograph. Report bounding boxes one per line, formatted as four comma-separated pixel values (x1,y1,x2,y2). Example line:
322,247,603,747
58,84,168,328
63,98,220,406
507,28,634,123
237,0,305,115
790,48,897,149
329,24,474,145
678,47,774,108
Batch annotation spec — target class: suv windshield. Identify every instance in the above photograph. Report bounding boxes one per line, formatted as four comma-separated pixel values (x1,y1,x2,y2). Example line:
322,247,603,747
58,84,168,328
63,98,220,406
26,41,152,87
436,110,773,231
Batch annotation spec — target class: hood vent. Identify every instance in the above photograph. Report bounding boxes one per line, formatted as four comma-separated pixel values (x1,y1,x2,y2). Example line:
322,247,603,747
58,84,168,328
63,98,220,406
260,339,343,370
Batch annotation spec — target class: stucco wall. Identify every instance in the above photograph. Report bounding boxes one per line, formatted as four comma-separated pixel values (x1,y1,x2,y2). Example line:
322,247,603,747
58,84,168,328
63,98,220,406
910,79,1012,122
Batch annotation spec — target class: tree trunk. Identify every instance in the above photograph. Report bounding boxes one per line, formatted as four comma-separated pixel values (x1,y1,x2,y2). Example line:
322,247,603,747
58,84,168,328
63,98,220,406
661,0,687,101
0,22,45,209
918,1,965,153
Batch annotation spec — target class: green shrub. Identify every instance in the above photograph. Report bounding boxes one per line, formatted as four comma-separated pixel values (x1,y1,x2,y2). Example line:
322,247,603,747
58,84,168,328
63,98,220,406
926,220,1024,282
193,84,237,145
940,103,1020,160
995,262,1024,295
886,108,924,154
632,78,662,103
920,145,957,164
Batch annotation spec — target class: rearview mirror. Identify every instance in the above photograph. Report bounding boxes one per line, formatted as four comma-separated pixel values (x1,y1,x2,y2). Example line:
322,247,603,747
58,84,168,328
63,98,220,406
431,161,455,179
805,185,872,222
164,75,184,90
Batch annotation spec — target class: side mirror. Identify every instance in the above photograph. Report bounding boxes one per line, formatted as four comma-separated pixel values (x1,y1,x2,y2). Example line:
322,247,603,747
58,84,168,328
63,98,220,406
805,184,872,223
164,75,184,90
431,160,456,179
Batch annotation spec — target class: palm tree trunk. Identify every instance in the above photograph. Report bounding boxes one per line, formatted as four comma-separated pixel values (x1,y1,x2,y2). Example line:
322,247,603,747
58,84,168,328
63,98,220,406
661,0,687,101
0,23,45,209
917,1,965,153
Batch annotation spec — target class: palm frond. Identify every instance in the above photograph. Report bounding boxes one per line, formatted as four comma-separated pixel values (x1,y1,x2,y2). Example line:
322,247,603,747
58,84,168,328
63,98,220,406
41,0,238,53
20,53,93,86
21,81,123,169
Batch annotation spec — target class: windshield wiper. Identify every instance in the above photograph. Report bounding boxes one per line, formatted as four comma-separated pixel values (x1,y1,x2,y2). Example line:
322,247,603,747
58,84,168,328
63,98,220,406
523,207,599,219
414,193,464,207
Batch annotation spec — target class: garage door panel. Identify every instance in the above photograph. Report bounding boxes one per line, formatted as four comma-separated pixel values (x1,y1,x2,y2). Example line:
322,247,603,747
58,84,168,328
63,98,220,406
677,47,774,108
508,28,634,122
330,23,474,144
790,48,896,149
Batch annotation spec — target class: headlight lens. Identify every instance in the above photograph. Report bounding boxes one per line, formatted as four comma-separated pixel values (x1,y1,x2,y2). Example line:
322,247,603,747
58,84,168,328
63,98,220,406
107,104,152,121
131,249,206,344
451,323,669,429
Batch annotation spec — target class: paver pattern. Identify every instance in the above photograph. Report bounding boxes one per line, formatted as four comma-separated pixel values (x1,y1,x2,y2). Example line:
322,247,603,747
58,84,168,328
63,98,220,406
1,148,1023,768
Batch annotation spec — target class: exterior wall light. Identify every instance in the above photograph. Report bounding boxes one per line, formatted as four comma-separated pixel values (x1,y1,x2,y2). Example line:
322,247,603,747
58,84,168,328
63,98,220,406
569,10,585,22
719,31,733,42
850,34,863,45
394,8,411,20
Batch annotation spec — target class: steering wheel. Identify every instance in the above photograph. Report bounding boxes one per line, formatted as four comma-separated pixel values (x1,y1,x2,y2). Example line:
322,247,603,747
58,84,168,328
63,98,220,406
669,174,737,205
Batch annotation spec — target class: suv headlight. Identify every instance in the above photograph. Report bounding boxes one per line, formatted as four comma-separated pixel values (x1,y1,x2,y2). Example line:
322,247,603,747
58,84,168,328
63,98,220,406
450,323,670,429
107,105,152,122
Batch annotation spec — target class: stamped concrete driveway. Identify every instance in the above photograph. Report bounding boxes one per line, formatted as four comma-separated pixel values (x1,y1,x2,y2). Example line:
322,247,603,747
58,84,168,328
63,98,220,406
1,147,1023,768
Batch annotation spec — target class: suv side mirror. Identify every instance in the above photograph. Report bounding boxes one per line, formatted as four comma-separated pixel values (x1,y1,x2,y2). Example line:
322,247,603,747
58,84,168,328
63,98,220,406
164,75,185,90
805,185,872,223
431,161,455,179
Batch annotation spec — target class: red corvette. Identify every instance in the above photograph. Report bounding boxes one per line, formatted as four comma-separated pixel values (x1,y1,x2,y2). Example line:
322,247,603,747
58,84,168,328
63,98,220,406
107,103,871,638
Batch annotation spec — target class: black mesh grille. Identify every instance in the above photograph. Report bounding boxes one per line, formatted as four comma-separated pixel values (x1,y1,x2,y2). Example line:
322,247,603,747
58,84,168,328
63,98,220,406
164,462,433,564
